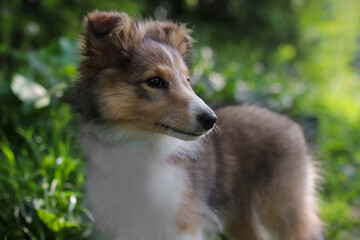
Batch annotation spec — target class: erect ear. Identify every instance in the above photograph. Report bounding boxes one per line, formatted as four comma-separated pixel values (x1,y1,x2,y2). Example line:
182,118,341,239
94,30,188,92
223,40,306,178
83,10,144,56
144,21,194,60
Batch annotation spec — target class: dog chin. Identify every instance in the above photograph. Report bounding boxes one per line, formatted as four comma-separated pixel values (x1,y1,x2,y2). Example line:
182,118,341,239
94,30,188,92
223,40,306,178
164,128,209,141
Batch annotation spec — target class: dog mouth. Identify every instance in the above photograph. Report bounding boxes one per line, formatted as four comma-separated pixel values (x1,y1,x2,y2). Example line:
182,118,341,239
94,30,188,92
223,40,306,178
155,123,202,137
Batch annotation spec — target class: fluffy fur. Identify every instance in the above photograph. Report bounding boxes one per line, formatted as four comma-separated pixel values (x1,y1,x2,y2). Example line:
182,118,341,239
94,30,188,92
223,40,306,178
64,10,324,240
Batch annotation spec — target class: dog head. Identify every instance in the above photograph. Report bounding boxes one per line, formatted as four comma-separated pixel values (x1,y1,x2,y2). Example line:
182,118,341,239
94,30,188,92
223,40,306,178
67,11,216,141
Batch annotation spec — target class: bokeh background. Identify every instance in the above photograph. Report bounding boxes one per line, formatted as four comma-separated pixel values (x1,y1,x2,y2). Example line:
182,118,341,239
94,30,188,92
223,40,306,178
1,0,360,239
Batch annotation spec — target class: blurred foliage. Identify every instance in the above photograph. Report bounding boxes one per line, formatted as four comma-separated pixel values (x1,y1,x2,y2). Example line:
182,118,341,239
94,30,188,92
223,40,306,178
1,0,360,239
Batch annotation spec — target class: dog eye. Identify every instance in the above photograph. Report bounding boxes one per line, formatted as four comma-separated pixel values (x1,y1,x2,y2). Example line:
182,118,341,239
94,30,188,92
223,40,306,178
146,77,164,88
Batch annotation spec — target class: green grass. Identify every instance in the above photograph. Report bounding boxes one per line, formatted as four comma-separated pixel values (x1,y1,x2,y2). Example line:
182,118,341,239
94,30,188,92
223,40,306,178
0,106,92,239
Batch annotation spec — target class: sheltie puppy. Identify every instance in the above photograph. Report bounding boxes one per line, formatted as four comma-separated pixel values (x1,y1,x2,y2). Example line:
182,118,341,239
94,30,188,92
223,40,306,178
64,10,323,240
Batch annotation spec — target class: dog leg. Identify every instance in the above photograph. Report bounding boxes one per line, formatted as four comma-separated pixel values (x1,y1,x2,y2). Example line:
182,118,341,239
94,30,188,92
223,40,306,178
226,206,267,240
256,156,323,240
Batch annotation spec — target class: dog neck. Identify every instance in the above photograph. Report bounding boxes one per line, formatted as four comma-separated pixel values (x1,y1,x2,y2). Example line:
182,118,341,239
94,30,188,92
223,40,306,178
80,120,204,160
82,120,168,144
80,121,201,239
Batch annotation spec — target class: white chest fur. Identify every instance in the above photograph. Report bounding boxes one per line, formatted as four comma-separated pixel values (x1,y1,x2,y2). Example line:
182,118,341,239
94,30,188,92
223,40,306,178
81,133,203,240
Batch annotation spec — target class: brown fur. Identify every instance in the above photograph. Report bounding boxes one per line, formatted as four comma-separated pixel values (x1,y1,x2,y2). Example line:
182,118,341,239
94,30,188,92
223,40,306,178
90,41,194,134
169,106,323,240
63,10,193,123
175,185,201,237
65,10,323,240
208,106,323,239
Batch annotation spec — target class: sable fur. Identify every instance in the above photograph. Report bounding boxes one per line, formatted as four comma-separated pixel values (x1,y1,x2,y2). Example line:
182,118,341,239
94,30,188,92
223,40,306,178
65,10,323,240
64,10,194,122
182,106,323,239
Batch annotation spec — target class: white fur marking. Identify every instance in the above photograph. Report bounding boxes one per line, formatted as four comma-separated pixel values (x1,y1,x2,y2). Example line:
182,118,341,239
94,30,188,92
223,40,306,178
186,98,214,135
179,231,204,240
187,97,210,116
160,44,175,66
82,131,208,240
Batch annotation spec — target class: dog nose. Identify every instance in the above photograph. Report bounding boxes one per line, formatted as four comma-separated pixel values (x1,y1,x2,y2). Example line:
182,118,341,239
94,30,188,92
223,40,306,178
197,112,217,130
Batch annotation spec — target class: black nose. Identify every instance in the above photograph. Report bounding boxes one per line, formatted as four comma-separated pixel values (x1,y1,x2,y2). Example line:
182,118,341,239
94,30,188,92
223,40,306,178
197,112,217,130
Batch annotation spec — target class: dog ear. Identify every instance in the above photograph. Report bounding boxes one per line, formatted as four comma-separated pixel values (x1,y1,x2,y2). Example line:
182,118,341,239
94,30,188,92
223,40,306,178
83,11,144,57
144,21,194,60
87,11,120,38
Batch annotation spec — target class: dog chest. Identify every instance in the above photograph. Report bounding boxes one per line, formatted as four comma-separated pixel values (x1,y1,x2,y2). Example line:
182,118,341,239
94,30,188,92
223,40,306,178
82,135,189,239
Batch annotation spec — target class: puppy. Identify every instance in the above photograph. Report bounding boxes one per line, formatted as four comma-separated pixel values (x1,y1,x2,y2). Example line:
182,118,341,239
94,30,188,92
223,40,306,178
64,10,323,240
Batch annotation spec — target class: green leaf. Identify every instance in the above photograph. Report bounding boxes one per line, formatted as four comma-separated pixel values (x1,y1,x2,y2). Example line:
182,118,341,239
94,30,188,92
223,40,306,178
10,74,50,109
0,140,15,167
37,209,76,232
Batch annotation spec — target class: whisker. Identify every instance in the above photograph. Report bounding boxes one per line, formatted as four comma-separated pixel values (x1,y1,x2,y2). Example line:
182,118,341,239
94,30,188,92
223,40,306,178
214,124,221,136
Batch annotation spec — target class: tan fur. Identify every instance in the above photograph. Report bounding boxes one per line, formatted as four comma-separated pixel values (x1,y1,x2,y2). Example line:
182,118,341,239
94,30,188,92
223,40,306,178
175,186,200,237
168,156,202,237
92,52,194,135
65,10,324,240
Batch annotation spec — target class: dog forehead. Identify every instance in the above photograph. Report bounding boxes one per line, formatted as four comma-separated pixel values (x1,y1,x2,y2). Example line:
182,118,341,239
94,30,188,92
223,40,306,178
140,39,186,68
